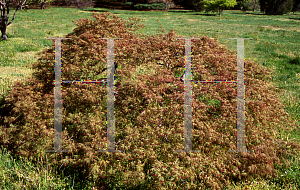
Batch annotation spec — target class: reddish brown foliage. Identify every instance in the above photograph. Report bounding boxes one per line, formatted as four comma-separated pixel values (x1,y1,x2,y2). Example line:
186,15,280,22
0,12,300,189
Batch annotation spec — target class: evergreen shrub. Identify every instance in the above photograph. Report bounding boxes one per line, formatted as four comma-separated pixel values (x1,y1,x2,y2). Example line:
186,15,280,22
241,1,260,12
123,1,133,10
292,0,300,13
123,2,133,7
263,0,293,15
134,3,167,10
1,12,300,189
276,0,294,14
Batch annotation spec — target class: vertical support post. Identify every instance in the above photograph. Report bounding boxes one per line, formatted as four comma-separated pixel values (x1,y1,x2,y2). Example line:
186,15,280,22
237,38,246,153
99,38,123,153
45,37,122,155
175,38,201,153
43,36,254,155
107,38,116,152
46,37,72,153
228,38,253,154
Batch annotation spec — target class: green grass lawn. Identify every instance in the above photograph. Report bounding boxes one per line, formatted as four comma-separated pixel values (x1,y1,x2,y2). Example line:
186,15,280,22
0,6,300,189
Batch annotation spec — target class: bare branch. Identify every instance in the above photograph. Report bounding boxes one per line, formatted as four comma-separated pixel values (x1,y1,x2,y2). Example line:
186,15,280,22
7,0,28,26
0,4,4,18
0,1,6,7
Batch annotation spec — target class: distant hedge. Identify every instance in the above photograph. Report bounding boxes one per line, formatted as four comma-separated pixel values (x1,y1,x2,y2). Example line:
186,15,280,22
123,2,133,7
134,3,167,10
123,2,133,9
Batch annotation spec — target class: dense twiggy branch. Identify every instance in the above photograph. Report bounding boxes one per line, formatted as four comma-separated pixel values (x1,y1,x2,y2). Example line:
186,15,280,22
7,0,28,26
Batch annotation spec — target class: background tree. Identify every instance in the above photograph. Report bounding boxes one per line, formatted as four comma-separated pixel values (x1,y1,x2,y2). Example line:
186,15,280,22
259,0,293,15
93,0,121,9
275,0,293,14
0,0,31,40
51,0,68,6
65,0,95,9
171,0,205,11
241,0,260,11
51,0,95,8
258,0,266,12
202,0,237,16
233,0,242,9
39,0,54,9
29,0,54,9
94,0,173,10
292,0,300,13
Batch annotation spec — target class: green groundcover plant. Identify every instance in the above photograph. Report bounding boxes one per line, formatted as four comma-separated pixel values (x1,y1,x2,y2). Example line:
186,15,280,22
0,12,300,189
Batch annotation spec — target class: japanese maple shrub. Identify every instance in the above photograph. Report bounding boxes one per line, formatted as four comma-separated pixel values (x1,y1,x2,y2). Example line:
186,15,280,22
0,12,300,189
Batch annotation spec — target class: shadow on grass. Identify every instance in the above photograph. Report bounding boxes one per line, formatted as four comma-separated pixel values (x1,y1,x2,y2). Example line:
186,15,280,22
229,12,266,15
191,13,218,16
289,17,300,20
289,56,300,65
167,10,195,13
80,7,112,13
271,52,300,66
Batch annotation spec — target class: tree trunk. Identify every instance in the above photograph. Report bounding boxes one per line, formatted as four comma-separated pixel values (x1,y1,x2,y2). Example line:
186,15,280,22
0,15,8,41
1,25,7,41
0,0,25,41
41,2,46,9
165,0,170,11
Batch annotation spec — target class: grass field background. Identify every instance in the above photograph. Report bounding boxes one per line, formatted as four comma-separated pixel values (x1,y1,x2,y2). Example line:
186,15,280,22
0,6,300,189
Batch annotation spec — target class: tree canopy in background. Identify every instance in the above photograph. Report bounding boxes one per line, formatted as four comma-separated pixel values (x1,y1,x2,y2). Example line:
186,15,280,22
292,0,300,13
202,0,237,16
28,0,54,9
259,0,293,14
241,0,260,11
1,0,300,41
46,0,300,14
170,0,238,15
66,0,95,8
169,0,205,11
51,0,95,7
